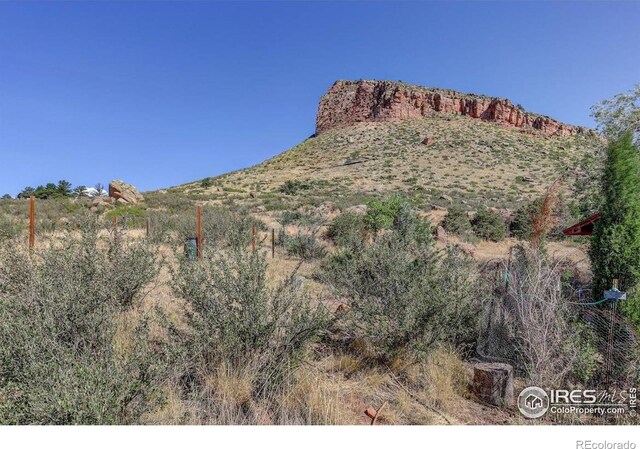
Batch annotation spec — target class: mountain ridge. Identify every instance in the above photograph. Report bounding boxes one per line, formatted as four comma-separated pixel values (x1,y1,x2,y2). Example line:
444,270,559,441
169,80,601,212
316,80,596,137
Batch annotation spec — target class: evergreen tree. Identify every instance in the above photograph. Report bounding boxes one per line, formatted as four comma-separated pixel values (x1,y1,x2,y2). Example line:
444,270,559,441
56,179,73,197
471,209,505,242
18,186,35,199
441,205,471,235
73,185,88,197
590,132,640,326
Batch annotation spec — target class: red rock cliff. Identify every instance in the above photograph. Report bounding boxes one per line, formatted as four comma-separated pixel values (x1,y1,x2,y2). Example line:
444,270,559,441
316,80,594,137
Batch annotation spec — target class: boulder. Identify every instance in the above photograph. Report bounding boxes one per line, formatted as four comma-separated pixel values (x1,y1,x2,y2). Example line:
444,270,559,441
315,201,340,217
440,194,453,203
436,226,447,243
109,180,144,204
293,275,306,291
90,196,114,211
457,242,476,257
346,204,368,215
421,135,434,145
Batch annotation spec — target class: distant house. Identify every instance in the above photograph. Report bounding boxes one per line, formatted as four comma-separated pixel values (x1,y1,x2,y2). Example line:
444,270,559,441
563,213,601,236
83,187,108,198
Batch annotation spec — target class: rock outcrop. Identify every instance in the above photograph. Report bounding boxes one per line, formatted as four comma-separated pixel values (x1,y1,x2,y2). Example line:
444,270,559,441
109,180,144,204
316,80,595,137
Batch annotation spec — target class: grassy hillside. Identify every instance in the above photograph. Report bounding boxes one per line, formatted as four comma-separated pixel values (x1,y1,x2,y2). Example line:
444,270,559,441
172,114,601,211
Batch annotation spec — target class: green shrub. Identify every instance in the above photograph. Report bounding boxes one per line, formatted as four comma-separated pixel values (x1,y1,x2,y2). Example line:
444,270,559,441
364,195,404,232
279,210,304,225
0,221,163,424
105,205,147,229
441,205,471,235
323,233,482,358
201,177,214,188
393,202,433,247
147,206,265,249
279,229,327,260
471,210,505,242
201,207,266,250
570,324,599,385
0,215,21,242
278,210,321,227
328,212,367,247
169,245,329,399
511,196,573,241
279,180,311,195
510,199,540,240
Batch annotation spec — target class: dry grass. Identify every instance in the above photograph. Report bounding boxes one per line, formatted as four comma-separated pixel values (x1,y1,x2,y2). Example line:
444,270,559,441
421,346,469,413
1,204,591,426
175,115,601,211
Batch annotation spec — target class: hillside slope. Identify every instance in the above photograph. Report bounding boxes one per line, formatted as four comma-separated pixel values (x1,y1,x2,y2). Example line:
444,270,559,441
173,81,602,211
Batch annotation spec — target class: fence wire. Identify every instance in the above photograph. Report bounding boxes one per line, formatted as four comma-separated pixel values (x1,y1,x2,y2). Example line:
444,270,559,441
477,257,639,388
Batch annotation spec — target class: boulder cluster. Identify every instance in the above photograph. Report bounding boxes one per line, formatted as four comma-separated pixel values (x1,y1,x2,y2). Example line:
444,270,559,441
89,180,144,213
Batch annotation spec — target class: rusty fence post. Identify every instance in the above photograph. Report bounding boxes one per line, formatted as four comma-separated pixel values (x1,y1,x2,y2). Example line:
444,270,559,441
196,205,202,259
252,225,256,252
29,195,35,250
271,228,275,258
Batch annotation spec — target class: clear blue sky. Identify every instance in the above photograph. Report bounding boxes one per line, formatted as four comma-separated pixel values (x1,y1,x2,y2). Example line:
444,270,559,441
1,1,638,196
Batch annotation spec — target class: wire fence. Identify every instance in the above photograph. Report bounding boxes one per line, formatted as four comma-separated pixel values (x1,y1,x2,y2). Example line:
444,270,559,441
477,255,639,388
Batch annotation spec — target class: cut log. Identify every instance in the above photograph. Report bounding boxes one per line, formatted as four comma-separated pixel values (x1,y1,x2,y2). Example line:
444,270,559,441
472,362,514,408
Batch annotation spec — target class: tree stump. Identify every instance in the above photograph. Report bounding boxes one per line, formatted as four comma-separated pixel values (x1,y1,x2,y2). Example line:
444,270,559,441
472,362,514,408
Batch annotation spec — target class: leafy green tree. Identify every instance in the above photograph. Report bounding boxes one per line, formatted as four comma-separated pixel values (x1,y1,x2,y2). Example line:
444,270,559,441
1,194,11,200
575,85,640,216
591,84,639,141
590,132,640,328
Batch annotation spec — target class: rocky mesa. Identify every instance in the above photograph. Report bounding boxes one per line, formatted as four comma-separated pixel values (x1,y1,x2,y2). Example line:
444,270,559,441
316,80,595,137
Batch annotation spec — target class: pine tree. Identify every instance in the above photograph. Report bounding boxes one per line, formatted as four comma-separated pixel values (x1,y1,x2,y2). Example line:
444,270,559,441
56,179,73,197
590,132,640,324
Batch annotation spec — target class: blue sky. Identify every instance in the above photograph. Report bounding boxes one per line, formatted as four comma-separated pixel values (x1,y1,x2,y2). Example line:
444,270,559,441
0,1,638,196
